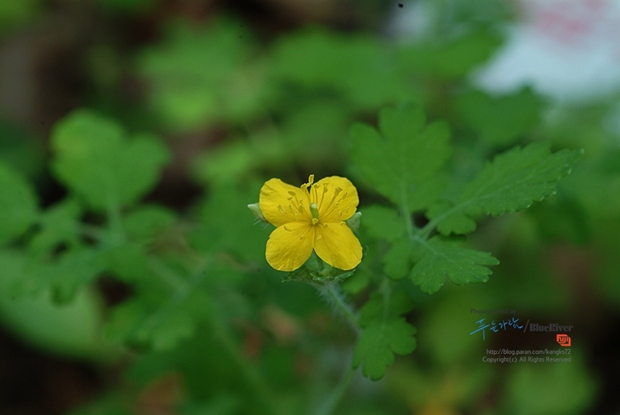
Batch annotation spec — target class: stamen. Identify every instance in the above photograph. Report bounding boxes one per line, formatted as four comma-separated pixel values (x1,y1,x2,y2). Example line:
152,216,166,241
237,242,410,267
321,186,344,218
301,174,315,194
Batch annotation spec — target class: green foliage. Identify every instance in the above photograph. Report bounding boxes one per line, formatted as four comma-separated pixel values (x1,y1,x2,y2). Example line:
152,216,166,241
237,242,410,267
0,252,107,359
137,20,269,130
350,105,451,212
398,29,503,79
428,142,581,235
0,6,609,415
273,29,410,108
502,353,597,415
360,205,405,242
410,236,498,293
353,290,416,380
14,248,106,303
0,162,38,245
28,198,81,256
339,98,586,389
351,107,577,298
51,110,169,210
455,87,547,145
104,271,212,351
0,0,42,30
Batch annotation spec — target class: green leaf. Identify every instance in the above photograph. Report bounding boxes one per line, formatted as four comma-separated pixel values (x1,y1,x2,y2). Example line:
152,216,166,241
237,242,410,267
0,162,38,245
399,29,502,79
273,29,410,108
353,317,416,380
353,289,416,380
103,242,153,282
0,251,109,359
427,201,477,235
122,205,177,243
359,290,414,324
455,87,547,145
104,271,211,351
105,298,198,351
28,198,81,256
430,142,581,234
410,236,499,294
138,19,268,129
350,106,451,212
12,248,105,304
361,205,405,242
190,182,266,262
51,110,169,210
382,237,412,280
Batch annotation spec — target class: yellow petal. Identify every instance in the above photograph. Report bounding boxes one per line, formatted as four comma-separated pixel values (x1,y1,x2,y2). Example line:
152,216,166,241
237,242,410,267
314,222,362,271
266,222,315,271
311,176,359,223
259,178,311,227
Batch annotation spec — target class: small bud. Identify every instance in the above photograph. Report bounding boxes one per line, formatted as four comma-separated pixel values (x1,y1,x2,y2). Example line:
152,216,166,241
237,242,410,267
346,212,361,233
248,203,266,222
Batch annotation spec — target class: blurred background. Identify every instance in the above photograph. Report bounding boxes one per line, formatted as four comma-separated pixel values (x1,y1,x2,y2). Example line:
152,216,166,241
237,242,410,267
1,0,620,414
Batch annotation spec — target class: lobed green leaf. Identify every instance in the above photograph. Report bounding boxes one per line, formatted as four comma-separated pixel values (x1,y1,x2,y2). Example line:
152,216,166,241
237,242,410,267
353,317,416,381
429,142,581,234
350,106,451,212
12,248,106,304
410,236,499,294
353,290,416,380
51,110,169,211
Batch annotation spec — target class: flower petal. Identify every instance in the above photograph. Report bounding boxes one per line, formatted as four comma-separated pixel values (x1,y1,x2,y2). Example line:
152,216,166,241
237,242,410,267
311,176,359,223
260,178,311,227
314,222,362,271
266,222,315,271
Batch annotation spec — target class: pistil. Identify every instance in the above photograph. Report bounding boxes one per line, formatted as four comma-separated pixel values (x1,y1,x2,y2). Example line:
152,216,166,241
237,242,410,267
310,202,320,225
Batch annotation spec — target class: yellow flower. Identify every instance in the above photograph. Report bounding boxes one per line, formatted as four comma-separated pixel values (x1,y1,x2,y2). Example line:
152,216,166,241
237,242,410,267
259,174,363,272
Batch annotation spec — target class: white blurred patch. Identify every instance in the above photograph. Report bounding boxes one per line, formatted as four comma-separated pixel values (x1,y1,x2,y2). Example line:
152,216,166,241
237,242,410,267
475,0,620,102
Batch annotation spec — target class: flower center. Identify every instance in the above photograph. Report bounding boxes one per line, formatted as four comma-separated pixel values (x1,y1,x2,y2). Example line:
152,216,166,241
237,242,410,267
309,202,320,225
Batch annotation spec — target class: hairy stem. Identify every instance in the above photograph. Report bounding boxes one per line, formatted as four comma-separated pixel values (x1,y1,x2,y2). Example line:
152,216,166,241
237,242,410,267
314,281,361,336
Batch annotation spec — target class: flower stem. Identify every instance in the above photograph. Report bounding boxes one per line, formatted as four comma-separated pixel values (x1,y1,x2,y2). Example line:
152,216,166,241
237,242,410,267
315,281,361,336
309,281,359,415
310,364,356,415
